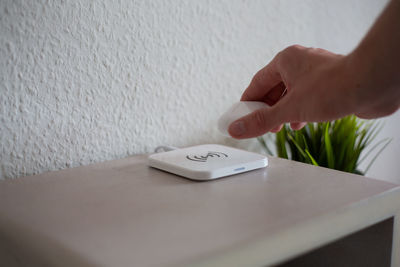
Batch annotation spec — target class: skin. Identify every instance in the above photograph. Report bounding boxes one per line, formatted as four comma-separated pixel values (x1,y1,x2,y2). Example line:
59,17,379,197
229,0,400,139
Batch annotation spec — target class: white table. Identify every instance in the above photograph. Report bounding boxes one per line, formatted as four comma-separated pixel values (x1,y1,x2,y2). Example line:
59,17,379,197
0,154,399,266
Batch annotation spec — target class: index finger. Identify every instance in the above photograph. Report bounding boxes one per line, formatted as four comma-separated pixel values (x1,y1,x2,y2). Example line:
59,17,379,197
241,55,282,102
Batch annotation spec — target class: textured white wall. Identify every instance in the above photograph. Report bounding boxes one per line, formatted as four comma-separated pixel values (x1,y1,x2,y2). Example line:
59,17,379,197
1,0,398,182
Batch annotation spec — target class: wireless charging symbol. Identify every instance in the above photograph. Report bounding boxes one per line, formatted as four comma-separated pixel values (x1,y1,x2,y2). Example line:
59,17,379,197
186,151,228,162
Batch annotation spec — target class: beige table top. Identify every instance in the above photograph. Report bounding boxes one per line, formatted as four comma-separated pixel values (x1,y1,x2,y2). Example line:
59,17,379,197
0,154,400,267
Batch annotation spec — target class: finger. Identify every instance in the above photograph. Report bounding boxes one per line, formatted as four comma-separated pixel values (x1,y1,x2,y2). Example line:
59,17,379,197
228,96,294,139
241,55,282,101
259,82,286,106
270,124,283,133
290,122,307,130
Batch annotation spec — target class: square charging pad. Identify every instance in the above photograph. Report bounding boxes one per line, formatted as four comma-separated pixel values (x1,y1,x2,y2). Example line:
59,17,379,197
148,144,268,181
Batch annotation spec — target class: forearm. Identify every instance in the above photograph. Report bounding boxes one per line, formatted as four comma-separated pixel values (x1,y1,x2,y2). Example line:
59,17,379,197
349,0,400,117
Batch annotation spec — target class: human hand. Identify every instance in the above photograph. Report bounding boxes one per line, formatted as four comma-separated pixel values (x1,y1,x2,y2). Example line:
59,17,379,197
228,45,357,139
229,0,400,139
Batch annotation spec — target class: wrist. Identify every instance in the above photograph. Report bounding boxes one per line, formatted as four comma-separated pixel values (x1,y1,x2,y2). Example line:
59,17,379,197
346,48,400,118
329,52,368,116
344,50,372,111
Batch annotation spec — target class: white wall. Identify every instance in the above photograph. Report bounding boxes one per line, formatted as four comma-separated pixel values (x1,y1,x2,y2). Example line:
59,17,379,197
1,0,398,183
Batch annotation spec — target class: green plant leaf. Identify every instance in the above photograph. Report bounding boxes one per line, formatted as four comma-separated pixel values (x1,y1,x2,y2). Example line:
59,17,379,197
276,128,288,159
305,149,319,166
287,133,309,162
257,115,389,175
324,122,334,169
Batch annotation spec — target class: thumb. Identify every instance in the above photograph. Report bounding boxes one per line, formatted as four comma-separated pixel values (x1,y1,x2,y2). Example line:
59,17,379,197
228,101,291,139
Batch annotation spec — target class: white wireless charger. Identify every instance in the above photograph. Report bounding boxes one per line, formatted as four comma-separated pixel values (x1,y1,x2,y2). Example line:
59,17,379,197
148,101,270,181
148,144,268,181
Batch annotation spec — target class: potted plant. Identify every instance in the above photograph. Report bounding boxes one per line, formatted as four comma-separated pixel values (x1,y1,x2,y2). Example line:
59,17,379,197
257,115,390,175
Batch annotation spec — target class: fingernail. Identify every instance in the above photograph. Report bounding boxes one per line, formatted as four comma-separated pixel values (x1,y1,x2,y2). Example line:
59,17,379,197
230,121,246,136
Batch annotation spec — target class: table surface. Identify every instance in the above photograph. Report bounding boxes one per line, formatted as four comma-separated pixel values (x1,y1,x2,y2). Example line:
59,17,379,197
1,153,400,267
